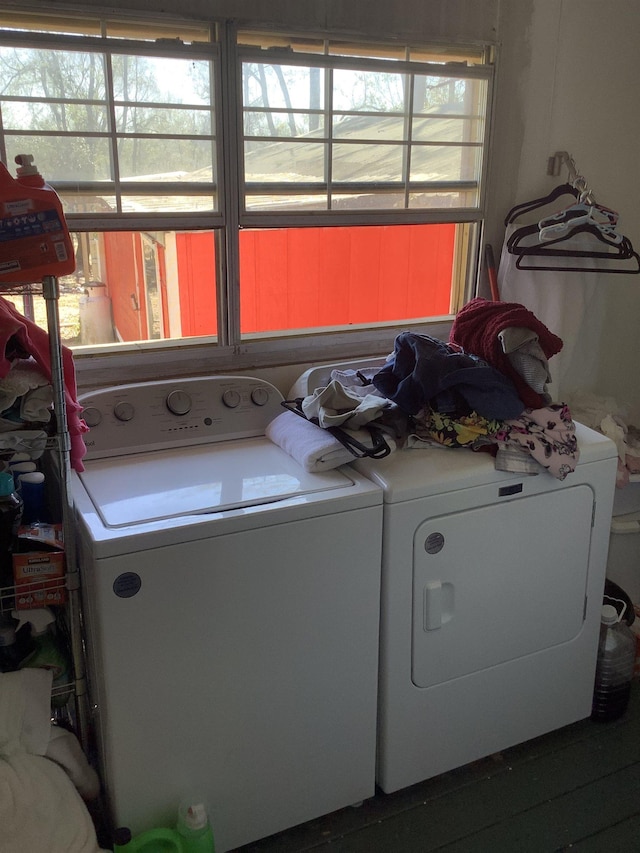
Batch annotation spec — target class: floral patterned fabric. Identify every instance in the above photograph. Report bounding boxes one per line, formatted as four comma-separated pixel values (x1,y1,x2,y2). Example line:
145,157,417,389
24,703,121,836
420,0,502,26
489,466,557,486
410,403,579,481
412,408,502,448
491,402,579,480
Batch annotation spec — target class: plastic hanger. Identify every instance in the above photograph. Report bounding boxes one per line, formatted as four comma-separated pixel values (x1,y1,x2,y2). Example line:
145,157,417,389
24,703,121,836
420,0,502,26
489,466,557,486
509,223,640,273
508,220,630,258
507,218,640,273
538,201,619,237
503,182,579,226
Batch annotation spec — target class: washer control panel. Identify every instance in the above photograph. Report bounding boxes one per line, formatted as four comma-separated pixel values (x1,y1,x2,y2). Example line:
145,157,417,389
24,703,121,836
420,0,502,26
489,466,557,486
79,375,286,459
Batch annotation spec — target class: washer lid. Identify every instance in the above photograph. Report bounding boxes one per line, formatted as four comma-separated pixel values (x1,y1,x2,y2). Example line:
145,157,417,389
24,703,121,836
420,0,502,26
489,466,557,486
78,437,356,528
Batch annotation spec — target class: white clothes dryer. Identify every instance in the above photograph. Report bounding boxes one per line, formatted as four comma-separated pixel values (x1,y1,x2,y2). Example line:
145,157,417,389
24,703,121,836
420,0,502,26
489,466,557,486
291,361,617,794
354,425,617,793
71,375,383,852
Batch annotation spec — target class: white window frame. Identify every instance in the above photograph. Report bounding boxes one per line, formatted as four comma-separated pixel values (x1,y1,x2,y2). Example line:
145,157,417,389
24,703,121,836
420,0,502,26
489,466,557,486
0,13,494,388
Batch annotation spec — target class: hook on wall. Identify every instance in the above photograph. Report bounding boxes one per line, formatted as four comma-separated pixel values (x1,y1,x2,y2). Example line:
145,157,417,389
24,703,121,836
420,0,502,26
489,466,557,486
547,150,595,203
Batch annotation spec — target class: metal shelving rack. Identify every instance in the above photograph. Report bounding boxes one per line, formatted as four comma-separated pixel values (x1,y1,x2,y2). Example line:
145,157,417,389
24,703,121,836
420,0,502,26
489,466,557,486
0,275,89,752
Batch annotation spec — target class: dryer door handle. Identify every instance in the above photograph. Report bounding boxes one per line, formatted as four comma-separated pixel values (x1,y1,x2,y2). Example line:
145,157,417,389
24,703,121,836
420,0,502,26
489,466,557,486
424,581,442,630
424,581,454,631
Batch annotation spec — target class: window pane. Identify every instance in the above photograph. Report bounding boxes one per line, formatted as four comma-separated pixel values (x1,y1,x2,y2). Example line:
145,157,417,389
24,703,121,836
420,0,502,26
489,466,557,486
112,55,211,105
413,75,485,114
5,134,112,181
242,62,324,112
239,224,456,336
410,144,482,183
332,113,406,141
2,101,110,133
333,69,406,112
118,138,216,180
408,189,479,208
0,42,218,215
412,115,484,144
4,230,219,347
245,192,328,212
331,191,406,210
244,111,324,138
241,58,490,214
120,194,217,214
332,142,404,182
115,105,212,135
59,192,118,215
244,141,325,182
0,46,107,101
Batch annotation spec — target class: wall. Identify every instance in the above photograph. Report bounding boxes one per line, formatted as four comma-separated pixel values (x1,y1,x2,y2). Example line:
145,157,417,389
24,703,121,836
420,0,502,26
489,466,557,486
38,0,499,43
488,1,640,420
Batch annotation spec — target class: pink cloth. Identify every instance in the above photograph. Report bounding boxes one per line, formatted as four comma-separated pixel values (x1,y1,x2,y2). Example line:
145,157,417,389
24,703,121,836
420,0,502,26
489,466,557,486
449,297,564,409
0,296,87,471
492,403,579,481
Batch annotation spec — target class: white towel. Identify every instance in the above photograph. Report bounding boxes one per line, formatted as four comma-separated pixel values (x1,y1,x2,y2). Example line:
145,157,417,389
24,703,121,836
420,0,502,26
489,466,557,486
0,669,107,853
0,668,52,757
0,753,106,853
266,411,356,471
266,410,395,472
21,383,54,422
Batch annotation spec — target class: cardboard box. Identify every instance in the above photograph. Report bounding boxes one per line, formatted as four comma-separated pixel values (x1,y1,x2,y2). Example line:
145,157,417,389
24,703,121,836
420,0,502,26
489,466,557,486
12,524,65,610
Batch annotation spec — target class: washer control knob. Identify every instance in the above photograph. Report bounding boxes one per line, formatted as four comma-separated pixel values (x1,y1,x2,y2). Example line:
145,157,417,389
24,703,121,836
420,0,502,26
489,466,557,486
113,401,135,422
222,389,242,409
166,389,192,416
82,406,102,428
251,387,270,406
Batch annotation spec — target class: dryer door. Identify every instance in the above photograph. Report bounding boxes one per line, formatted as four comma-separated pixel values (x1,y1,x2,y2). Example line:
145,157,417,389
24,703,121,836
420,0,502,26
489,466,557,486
411,484,594,687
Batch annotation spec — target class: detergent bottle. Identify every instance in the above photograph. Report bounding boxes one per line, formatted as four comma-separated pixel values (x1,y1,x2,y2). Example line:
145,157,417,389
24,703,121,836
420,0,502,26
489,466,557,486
12,606,73,707
0,154,75,284
176,799,216,853
112,799,215,853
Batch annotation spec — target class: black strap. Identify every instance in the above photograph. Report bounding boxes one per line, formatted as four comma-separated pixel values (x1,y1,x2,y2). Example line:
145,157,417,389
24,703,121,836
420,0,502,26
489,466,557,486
281,399,392,460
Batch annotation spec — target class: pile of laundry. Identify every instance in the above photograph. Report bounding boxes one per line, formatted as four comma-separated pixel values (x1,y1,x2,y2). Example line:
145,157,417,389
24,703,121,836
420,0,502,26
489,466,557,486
565,390,640,489
268,297,579,480
0,296,87,472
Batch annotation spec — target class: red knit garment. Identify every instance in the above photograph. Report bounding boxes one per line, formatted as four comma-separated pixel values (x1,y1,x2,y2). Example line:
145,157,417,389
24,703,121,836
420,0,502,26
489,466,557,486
449,297,563,409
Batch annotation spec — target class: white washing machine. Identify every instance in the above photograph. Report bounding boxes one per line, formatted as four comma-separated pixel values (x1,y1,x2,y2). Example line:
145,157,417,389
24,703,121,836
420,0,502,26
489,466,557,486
292,362,618,794
71,375,383,852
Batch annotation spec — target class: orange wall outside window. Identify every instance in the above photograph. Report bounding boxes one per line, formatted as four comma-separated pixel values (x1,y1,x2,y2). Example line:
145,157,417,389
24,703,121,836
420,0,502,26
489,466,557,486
103,232,145,342
237,224,455,333
108,223,455,340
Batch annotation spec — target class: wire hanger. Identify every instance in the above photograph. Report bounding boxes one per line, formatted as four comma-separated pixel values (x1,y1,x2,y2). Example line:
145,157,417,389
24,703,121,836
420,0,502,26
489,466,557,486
506,151,640,274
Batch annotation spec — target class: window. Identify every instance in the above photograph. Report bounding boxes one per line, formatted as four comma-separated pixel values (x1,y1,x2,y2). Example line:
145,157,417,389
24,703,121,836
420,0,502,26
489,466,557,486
0,13,493,371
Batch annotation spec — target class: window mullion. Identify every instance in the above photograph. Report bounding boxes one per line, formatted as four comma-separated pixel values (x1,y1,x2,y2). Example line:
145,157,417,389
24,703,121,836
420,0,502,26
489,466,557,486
219,21,241,348
403,72,414,209
104,52,122,213
326,66,334,210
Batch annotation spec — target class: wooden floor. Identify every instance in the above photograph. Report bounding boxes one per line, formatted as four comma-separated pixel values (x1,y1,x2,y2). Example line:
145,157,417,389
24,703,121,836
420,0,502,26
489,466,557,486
233,682,640,853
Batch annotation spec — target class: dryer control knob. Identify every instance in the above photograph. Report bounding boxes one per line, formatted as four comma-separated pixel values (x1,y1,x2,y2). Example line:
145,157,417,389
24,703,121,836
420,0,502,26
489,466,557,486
251,387,270,406
82,406,102,428
113,401,135,422
222,389,241,408
166,389,192,416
